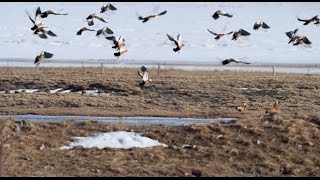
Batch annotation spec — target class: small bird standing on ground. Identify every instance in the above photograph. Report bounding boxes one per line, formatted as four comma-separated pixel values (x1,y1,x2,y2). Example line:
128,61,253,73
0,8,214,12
207,29,233,40
236,103,247,113
212,10,233,20
265,101,279,115
166,33,184,53
100,3,117,13
137,66,153,87
138,10,167,23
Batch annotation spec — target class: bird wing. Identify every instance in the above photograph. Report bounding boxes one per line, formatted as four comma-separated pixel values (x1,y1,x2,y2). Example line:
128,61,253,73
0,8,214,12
223,13,233,17
207,29,217,35
262,22,270,29
225,31,233,35
285,31,293,38
76,29,83,35
25,10,35,24
137,70,143,78
53,12,68,15
297,17,307,22
46,30,57,37
94,16,107,23
43,51,54,58
310,15,318,21
302,37,312,44
105,27,114,34
38,33,48,39
237,61,251,64
108,3,117,10
157,10,167,16
239,29,251,36
35,7,42,19
167,34,178,46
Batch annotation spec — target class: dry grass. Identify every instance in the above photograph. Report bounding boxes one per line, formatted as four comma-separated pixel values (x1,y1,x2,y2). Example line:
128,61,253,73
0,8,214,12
0,67,319,176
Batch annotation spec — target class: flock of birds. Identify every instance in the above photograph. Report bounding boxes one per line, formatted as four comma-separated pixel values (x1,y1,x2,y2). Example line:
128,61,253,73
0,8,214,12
26,3,319,87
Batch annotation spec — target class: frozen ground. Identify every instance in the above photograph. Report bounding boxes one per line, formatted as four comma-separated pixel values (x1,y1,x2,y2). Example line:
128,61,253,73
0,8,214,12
0,2,320,66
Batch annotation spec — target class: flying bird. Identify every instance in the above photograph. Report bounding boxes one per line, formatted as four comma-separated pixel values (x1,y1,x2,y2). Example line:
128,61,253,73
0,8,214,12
166,33,184,53
285,28,299,44
137,66,153,87
96,26,114,37
34,51,54,66
212,10,233,20
34,26,57,39
106,36,126,50
138,10,167,23
207,29,233,40
253,21,270,30
297,15,320,25
221,58,251,65
76,27,96,35
293,36,312,46
100,3,117,13
231,29,251,40
86,13,107,26
36,7,68,18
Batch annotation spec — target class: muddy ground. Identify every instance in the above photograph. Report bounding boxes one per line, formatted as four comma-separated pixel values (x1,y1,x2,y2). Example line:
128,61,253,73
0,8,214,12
0,67,319,177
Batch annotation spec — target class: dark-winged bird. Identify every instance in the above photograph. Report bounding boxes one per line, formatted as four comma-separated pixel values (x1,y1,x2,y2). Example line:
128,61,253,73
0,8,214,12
231,29,251,40
76,27,96,35
212,10,233,20
100,3,117,13
207,29,233,40
86,13,107,26
34,51,54,65
138,10,167,23
166,33,184,53
221,58,251,65
253,21,270,30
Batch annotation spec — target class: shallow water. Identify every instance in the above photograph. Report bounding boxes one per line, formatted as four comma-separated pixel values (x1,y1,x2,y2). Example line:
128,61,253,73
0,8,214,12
0,115,236,126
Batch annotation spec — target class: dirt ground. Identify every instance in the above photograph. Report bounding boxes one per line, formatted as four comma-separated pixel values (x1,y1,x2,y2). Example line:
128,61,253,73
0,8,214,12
0,67,319,177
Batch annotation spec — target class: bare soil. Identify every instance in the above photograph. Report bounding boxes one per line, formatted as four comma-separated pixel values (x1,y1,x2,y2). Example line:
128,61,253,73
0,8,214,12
0,67,319,177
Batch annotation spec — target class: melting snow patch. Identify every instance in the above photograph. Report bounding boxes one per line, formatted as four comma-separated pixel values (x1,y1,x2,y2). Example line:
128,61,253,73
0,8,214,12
60,131,168,150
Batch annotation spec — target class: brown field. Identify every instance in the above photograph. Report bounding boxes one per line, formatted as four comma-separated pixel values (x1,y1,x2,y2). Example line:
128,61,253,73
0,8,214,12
0,67,319,177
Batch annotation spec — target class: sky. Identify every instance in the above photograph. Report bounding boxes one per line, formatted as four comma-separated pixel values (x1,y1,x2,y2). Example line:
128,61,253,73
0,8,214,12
0,2,320,66
59,131,168,150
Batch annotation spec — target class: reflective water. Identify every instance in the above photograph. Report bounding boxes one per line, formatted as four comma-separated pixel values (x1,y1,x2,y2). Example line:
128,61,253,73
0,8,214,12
0,115,236,126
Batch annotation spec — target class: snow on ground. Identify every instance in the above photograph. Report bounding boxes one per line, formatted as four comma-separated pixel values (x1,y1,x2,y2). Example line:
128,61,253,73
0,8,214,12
60,131,168,150
0,2,320,66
